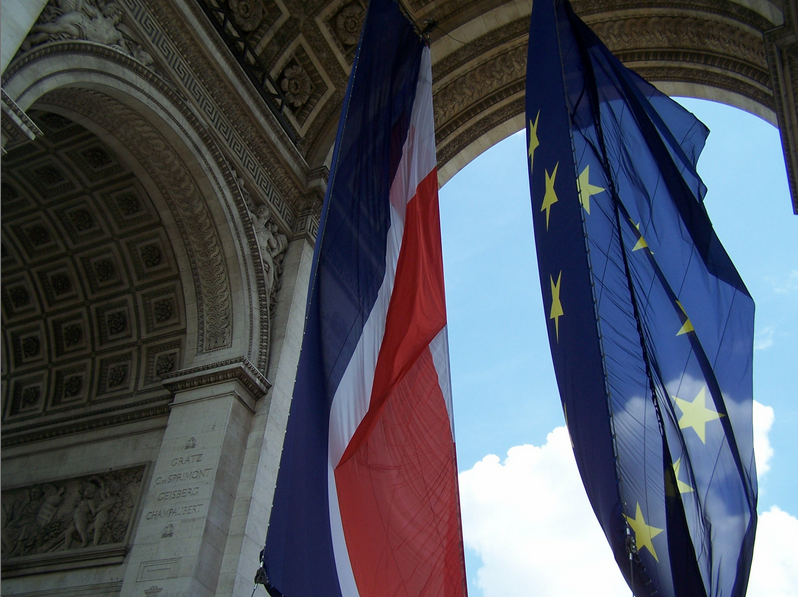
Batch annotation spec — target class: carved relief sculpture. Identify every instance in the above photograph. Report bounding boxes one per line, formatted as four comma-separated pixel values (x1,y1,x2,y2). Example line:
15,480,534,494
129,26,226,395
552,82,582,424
21,0,153,65
1,466,145,561
249,201,288,312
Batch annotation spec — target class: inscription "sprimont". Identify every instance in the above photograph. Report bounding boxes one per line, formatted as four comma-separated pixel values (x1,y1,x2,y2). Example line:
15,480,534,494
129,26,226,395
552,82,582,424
155,468,213,485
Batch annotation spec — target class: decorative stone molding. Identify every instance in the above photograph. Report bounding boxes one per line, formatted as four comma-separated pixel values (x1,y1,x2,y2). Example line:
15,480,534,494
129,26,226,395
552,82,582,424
589,15,768,71
1,89,44,145
118,0,308,219
1,465,147,576
161,357,271,400
434,43,526,131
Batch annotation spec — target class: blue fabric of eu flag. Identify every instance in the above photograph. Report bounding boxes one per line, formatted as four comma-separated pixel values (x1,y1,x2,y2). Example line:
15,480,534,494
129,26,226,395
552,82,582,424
525,2,757,596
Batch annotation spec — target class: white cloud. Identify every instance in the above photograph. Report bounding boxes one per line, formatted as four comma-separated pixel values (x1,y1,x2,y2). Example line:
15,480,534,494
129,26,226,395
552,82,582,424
747,507,798,597
771,269,798,294
460,408,791,597
458,427,629,597
754,326,775,350
753,400,774,476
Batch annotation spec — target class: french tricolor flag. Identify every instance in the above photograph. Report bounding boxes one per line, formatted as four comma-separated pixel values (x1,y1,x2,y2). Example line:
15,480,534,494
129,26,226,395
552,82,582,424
262,1,468,596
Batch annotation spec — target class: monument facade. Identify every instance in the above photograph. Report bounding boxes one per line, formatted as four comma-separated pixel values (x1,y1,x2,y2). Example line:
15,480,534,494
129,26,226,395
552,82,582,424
1,1,795,595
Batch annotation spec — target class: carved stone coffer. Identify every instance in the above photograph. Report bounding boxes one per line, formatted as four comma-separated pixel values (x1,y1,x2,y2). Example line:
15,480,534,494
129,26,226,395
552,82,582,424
1,465,147,575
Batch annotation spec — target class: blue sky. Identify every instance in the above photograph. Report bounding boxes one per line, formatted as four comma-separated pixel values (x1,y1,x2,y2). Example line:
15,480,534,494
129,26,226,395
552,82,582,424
439,98,798,597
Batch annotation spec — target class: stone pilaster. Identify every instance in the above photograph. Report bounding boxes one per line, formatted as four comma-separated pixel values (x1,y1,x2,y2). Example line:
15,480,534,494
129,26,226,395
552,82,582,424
119,359,269,597
765,0,798,213
214,237,316,597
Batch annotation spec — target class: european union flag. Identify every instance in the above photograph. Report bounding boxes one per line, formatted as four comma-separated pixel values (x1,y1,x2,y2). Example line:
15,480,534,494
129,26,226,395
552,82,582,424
525,2,757,596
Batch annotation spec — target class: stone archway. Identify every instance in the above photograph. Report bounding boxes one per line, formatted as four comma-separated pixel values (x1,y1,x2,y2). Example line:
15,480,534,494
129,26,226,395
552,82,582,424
178,0,797,210
2,42,282,373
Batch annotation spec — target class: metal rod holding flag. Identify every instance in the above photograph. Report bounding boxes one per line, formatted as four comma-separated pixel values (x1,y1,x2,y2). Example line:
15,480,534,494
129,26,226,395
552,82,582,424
262,1,468,596
525,2,757,596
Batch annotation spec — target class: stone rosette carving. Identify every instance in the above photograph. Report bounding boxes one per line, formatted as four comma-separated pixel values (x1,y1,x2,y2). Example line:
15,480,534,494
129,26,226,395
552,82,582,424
1,466,145,561
228,0,264,31
281,63,313,108
335,3,365,46
20,0,153,66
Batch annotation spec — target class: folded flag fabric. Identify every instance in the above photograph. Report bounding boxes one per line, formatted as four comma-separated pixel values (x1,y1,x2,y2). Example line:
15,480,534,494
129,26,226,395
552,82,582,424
263,1,468,595
525,2,758,596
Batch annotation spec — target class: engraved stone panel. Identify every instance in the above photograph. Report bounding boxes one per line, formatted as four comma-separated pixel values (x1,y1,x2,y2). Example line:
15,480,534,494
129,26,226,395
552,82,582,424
7,323,47,370
1,466,146,566
80,248,128,297
276,45,330,127
142,341,182,387
140,285,183,336
98,179,158,233
2,239,20,269
1,274,40,320
125,230,177,284
95,351,137,397
94,298,136,348
322,0,366,65
63,141,125,185
50,309,90,359
35,260,83,309
1,179,34,215
31,111,86,144
6,374,48,418
18,157,79,202
8,215,63,262
50,361,91,408
52,197,111,248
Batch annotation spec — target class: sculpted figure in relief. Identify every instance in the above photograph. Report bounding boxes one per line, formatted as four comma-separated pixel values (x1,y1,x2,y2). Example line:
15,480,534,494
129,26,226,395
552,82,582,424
1,466,143,559
22,0,153,65
251,203,289,296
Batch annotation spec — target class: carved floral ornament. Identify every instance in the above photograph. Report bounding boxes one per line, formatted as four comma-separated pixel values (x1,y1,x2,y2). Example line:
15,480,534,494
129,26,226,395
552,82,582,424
280,63,313,108
228,0,264,32
336,3,365,46
20,0,153,66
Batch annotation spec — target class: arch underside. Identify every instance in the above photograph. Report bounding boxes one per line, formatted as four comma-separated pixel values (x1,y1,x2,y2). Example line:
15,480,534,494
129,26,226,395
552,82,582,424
176,0,798,212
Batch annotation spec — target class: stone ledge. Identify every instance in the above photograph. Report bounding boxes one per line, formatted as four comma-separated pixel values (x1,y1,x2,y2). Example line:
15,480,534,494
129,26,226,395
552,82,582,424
1,545,129,578
161,357,271,400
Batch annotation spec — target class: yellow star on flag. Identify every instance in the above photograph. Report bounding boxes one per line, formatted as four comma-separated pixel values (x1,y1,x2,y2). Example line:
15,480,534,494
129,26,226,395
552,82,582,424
577,164,604,214
625,503,664,562
550,271,563,341
676,300,694,336
630,220,649,252
674,386,724,444
528,110,540,173
673,458,694,494
542,162,559,230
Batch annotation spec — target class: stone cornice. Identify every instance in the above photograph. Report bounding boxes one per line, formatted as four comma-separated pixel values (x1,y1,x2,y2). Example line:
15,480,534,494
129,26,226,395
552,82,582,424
161,357,271,399
1,399,172,448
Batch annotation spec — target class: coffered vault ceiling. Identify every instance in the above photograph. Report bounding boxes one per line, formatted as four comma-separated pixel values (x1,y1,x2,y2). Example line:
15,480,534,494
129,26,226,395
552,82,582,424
1,111,186,445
